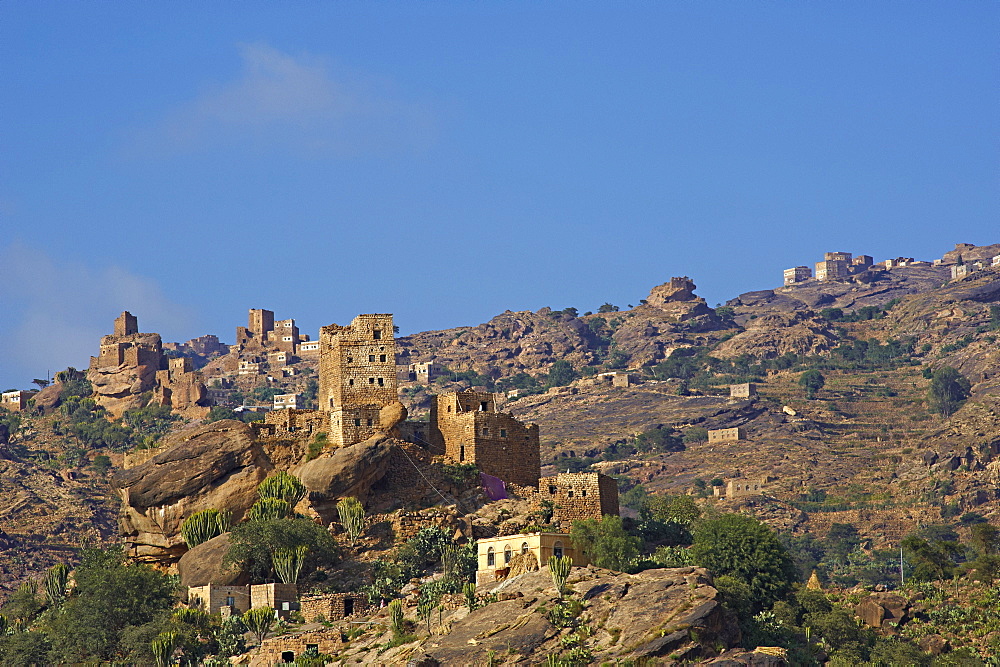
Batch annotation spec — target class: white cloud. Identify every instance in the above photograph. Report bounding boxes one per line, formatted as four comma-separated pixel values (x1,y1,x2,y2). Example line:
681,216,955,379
0,243,196,389
127,43,436,158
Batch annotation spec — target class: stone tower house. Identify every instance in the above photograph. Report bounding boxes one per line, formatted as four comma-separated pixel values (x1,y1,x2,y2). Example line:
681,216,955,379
429,389,540,487
319,314,398,447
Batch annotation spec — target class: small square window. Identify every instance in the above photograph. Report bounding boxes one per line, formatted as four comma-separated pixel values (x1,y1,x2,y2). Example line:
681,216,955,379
373,330,382,339
378,377,384,386
369,378,375,384
354,418,361,426
500,429,507,438
369,355,376,362
367,419,373,426
379,354,386,362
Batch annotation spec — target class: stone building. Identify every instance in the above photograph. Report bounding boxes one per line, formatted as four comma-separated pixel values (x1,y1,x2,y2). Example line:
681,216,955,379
852,255,874,269
251,583,299,618
783,266,812,285
476,532,588,585
429,389,541,487
300,592,368,622
251,630,342,666
713,476,772,498
815,259,849,281
729,383,757,399
824,251,852,263
318,314,398,448
537,472,619,528
259,408,327,438
407,361,435,384
187,584,251,615
594,371,636,388
88,311,208,416
707,427,744,443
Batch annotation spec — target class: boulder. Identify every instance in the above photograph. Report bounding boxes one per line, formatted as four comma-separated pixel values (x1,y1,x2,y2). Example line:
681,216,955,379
856,597,885,628
293,434,397,523
918,634,949,655
113,420,273,563
177,533,248,587
31,383,63,414
379,401,407,432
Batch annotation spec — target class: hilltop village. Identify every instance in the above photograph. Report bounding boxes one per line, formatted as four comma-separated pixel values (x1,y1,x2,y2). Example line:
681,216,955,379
2,242,1000,664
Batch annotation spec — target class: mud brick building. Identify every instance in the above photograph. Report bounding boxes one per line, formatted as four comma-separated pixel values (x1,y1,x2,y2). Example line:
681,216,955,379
300,592,368,622
429,389,540,487
537,472,619,527
707,427,744,443
476,532,588,585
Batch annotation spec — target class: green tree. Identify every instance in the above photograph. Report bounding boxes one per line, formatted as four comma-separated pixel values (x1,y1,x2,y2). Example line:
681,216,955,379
927,366,971,417
225,517,338,583
598,303,620,313
570,515,640,571
545,360,578,388
43,563,70,608
46,546,177,663
690,514,796,612
273,545,308,585
799,369,826,399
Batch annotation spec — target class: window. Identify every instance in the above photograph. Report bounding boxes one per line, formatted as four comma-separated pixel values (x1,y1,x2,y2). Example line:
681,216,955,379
379,354,387,362
347,356,353,363
369,355,376,362
480,401,488,411
373,330,382,339
460,446,465,462
487,547,495,566
348,379,354,385
226,596,235,607
369,378,375,384
549,485,557,494
500,429,507,438
521,542,529,555
354,419,361,427
581,490,587,497
378,377,384,386
504,545,512,564
482,428,489,436
366,419,373,426
553,541,564,559
567,490,573,498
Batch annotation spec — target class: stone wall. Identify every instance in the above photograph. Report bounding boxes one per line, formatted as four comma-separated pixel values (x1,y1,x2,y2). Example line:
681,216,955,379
729,383,757,399
300,592,369,622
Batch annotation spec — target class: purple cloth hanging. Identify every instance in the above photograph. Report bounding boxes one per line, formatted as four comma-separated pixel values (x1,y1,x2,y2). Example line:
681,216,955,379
480,472,508,500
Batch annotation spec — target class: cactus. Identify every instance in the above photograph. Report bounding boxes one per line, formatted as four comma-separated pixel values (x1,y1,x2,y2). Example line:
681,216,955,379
257,471,306,508
463,581,477,610
548,555,573,599
336,497,365,547
180,509,232,548
273,545,308,584
151,630,177,667
388,599,404,636
243,606,275,645
246,498,291,522
43,563,70,608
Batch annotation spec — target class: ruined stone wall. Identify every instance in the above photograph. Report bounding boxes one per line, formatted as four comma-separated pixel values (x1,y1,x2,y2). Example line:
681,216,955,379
262,409,328,439
251,630,343,667
318,314,397,412
300,593,368,622
115,311,138,337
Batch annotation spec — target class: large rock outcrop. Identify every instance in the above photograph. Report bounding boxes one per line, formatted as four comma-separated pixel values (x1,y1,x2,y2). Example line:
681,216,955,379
177,533,247,587
113,420,273,563
712,311,837,359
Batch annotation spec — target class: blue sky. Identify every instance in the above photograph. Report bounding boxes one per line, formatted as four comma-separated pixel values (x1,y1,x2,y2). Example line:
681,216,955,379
1,2,997,390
